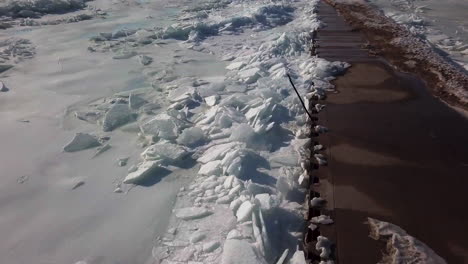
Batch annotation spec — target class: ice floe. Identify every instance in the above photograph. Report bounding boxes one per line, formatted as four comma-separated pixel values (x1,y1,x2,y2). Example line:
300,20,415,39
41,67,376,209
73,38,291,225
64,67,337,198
63,133,101,152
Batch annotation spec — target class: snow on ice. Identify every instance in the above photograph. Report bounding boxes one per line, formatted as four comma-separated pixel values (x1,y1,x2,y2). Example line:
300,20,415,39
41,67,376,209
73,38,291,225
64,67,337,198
55,0,352,262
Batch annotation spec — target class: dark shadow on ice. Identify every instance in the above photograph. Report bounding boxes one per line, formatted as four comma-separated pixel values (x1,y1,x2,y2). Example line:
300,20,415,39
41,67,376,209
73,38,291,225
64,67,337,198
263,207,304,261
238,152,277,186
134,167,172,187
172,156,197,169
246,170,277,186
286,188,306,204
262,125,295,152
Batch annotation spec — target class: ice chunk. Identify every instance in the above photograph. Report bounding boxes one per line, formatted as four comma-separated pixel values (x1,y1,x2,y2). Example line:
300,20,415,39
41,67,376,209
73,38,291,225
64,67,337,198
367,217,447,264
141,142,189,164
112,29,137,39
221,239,265,264
205,95,219,106
175,207,213,220
290,249,307,264
118,157,129,166
198,82,226,97
140,114,181,140
138,55,153,65
222,55,235,61
229,124,256,145
316,236,333,259
198,160,222,175
238,67,261,84
177,127,205,147
189,230,207,243
226,61,245,71
63,133,101,152
93,143,111,158
230,198,243,214
112,50,137,59
217,195,233,204
227,229,243,240
102,104,134,132
236,201,254,222
197,142,241,164
168,86,197,103
128,93,146,110
203,241,220,253
311,215,334,225
254,193,275,211
223,175,235,189
173,247,196,262
123,160,161,184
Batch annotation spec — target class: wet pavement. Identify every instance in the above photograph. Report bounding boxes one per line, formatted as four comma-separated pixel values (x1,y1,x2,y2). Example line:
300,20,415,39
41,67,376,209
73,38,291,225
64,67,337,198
307,1,468,263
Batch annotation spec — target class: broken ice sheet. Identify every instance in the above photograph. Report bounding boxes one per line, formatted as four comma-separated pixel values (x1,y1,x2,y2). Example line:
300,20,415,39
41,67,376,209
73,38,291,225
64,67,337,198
102,103,135,132
63,133,101,152
174,207,213,220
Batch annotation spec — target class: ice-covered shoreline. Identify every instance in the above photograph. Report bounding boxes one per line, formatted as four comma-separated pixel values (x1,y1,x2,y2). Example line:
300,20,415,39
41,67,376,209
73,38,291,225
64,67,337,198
79,0,350,262
0,0,346,263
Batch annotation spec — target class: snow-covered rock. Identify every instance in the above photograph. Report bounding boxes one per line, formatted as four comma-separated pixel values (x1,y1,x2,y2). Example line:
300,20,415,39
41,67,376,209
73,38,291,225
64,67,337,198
63,133,101,152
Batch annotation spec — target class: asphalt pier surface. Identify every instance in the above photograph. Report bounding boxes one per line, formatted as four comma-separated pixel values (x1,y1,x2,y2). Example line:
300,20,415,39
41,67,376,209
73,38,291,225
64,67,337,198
309,1,468,263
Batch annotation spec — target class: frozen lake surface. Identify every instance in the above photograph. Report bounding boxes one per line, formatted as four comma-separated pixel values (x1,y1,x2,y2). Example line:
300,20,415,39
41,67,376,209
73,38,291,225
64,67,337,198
369,0,468,70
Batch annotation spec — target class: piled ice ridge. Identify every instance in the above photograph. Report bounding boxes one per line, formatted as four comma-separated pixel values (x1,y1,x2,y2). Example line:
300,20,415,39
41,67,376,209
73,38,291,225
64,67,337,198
72,0,349,262
0,0,91,18
368,218,447,264
0,38,35,64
